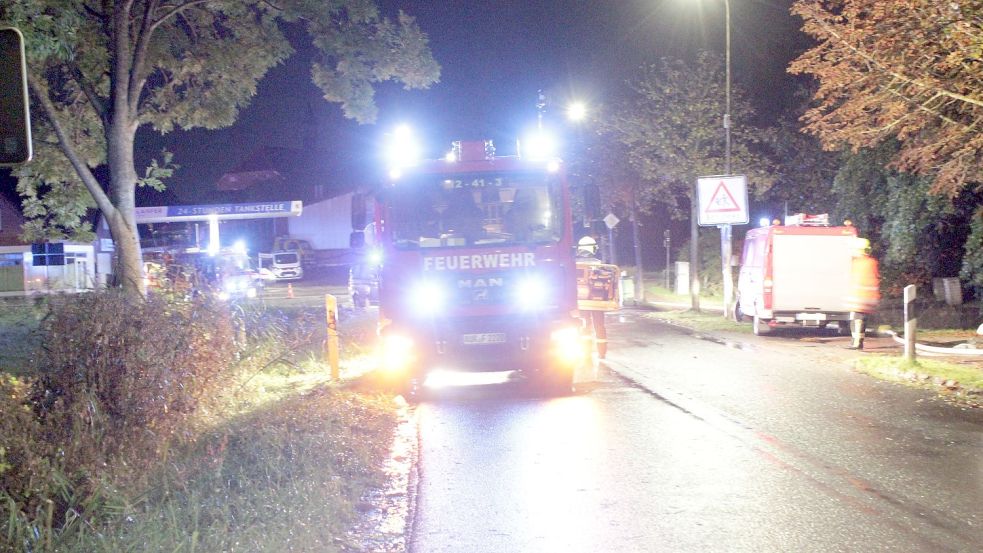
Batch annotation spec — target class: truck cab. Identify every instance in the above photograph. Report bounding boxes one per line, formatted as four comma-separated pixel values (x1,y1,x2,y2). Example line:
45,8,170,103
372,139,586,393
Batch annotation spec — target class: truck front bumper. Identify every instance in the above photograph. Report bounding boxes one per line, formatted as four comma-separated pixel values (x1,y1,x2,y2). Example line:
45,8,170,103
378,315,585,378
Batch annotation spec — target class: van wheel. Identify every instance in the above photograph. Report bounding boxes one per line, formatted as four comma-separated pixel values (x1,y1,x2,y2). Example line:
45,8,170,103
753,314,772,336
733,299,746,323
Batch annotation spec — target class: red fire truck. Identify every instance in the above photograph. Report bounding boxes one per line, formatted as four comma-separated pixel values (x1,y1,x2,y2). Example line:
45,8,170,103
364,139,586,393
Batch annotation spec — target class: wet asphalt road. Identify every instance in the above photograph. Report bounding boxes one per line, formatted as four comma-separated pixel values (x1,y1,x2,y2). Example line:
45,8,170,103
406,309,983,553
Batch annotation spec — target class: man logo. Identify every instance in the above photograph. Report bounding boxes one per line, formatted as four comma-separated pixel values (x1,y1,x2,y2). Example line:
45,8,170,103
457,277,504,288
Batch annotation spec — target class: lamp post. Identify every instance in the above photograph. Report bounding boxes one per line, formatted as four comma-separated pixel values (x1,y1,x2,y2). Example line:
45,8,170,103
720,0,735,320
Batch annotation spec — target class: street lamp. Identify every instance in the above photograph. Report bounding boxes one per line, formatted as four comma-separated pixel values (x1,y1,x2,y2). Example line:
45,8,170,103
690,0,735,317
566,101,587,123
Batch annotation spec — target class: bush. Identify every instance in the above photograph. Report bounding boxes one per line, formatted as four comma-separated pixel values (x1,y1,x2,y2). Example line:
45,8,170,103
0,291,394,552
29,291,237,478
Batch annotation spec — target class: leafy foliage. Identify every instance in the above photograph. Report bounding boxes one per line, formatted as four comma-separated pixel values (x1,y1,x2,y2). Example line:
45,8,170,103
790,0,983,196
959,206,983,298
598,53,774,219
831,142,982,297
760,90,842,214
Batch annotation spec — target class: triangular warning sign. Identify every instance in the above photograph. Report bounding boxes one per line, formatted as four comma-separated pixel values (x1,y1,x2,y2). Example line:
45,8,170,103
704,180,741,213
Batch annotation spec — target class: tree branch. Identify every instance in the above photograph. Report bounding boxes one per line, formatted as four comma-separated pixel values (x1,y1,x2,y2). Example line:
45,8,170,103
129,0,159,114
804,5,983,111
28,75,116,219
148,0,213,35
68,61,108,126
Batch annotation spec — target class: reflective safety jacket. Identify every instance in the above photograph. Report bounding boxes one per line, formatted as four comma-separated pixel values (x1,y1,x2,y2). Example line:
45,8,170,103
846,255,880,313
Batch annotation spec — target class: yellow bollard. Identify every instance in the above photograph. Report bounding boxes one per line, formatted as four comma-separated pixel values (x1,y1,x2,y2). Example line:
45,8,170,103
325,294,339,379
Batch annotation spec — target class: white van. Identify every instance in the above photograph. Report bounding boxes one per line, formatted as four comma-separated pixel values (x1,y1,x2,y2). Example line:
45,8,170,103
258,250,304,281
735,214,861,335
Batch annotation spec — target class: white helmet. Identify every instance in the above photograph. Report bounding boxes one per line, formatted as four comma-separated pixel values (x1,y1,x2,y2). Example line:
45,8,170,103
577,236,598,254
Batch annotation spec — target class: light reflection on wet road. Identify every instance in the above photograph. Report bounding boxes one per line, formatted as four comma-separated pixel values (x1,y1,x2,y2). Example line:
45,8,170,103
407,310,983,553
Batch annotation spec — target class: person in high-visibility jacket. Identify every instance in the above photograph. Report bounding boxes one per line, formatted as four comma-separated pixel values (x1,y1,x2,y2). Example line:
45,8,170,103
845,238,881,349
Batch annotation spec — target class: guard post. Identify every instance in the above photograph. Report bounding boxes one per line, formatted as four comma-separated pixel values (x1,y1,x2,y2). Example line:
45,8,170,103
325,294,340,379
903,285,917,362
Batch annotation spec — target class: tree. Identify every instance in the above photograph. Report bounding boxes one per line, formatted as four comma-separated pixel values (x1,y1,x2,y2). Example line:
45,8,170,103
789,0,983,197
602,53,774,210
761,88,842,215
597,53,773,309
1,1,439,294
830,141,982,297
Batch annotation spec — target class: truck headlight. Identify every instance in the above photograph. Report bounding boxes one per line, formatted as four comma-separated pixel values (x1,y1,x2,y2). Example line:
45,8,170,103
409,280,445,316
380,333,415,373
550,326,584,366
515,275,549,310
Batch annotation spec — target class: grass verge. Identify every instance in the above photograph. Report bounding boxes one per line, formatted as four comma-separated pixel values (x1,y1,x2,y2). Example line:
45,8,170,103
855,357,983,404
644,308,752,334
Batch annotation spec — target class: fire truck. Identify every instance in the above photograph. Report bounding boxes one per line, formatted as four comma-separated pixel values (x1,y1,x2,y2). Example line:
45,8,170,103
364,139,586,393
735,213,866,335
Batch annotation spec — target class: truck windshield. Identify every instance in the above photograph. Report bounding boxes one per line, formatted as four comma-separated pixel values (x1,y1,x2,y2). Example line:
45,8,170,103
387,172,562,249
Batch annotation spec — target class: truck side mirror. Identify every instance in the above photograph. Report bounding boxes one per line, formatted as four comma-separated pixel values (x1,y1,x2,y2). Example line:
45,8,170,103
349,231,365,249
351,193,367,231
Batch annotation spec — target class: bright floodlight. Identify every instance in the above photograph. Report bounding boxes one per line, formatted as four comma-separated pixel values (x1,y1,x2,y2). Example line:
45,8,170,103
385,124,420,169
232,239,247,254
522,130,556,160
759,217,771,227
566,101,587,122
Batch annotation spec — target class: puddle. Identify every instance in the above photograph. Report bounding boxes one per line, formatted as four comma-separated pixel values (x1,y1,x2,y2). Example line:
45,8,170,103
690,332,757,352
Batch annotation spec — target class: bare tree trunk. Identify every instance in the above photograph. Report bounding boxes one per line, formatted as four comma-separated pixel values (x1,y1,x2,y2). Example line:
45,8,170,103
690,185,700,312
107,121,145,295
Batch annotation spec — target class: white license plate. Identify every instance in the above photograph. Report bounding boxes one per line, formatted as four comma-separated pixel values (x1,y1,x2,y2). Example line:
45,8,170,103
796,312,827,321
462,332,506,345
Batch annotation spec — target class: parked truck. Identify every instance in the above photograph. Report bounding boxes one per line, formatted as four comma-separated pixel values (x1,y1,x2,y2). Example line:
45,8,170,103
364,138,587,393
735,213,870,336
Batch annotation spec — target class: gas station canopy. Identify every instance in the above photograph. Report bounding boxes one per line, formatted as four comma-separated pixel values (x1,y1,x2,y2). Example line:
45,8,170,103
135,201,303,223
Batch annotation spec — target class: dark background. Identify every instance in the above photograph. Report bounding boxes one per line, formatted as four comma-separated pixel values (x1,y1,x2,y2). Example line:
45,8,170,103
2,0,808,266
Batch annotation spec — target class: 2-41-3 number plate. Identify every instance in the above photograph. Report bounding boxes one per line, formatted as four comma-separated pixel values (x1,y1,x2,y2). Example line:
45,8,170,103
462,333,506,345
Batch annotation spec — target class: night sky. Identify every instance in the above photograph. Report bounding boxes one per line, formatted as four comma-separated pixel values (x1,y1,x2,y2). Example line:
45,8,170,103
3,0,808,205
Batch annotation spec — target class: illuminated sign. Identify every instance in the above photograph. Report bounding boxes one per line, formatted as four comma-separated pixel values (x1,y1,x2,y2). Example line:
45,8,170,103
135,201,303,223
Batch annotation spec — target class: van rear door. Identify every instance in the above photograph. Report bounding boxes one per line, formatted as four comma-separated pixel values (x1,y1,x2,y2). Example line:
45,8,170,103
771,233,854,313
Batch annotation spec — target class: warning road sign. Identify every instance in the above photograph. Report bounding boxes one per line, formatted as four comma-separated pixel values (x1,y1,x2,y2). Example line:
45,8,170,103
697,175,748,226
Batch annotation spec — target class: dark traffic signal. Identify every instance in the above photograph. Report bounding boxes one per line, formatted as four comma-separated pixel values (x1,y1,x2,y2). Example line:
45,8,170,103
0,27,31,166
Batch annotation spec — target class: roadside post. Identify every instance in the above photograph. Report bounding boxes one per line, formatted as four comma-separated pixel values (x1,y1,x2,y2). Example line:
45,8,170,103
325,294,340,379
904,285,917,362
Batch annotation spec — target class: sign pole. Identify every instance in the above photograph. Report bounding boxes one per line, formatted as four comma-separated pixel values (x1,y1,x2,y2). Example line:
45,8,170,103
690,182,700,311
721,223,733,319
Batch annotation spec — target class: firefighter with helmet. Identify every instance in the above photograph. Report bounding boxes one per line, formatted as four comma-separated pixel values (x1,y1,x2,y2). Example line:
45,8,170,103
576,235,610,358
846,238,881,349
